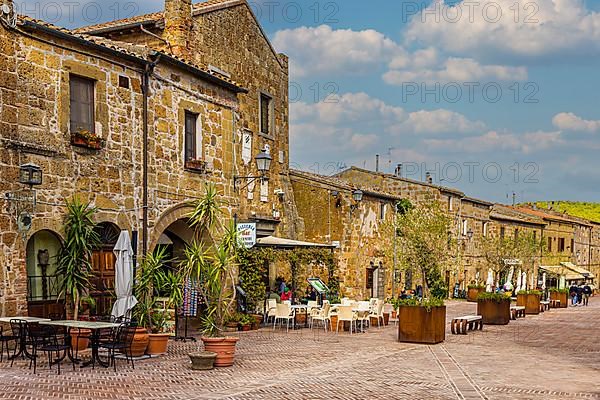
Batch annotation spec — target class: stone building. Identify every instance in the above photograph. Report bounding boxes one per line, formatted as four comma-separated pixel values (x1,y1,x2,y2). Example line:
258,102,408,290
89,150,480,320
76,0,300,240
0,0,300,318
290,170,400,299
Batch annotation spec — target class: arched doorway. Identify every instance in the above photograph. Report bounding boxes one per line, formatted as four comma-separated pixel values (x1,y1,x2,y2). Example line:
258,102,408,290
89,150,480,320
90,222,121,316
26,230,65,319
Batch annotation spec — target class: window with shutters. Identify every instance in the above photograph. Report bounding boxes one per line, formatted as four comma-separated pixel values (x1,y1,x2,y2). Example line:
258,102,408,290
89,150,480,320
548,237,552,252
184,111,198,162
69,75,95,134
558,238,565,252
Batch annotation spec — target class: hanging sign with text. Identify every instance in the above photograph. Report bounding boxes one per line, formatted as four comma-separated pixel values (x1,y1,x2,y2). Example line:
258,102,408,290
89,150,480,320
237,223,257,249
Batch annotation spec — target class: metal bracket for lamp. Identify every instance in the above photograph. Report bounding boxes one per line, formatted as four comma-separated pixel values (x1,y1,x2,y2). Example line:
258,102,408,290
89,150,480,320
233,150,272,192
349,189,364,216
233,174,269,192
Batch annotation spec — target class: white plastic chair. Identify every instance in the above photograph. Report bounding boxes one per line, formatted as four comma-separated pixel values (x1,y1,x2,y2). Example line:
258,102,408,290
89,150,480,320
356,301,371,331
310,303,331,332
369,301,385,328
273,303,295,332
336,305,358,334
384,303,397,326
341,297,351,306
264,299,277,323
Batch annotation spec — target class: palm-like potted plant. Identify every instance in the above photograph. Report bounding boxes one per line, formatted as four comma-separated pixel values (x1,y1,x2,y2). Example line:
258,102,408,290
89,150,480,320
133,247,181,356
55,197,101,350
180,183,240,367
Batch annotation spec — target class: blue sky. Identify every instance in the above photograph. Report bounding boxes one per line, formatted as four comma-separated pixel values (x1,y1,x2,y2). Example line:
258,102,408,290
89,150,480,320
17,0,600,203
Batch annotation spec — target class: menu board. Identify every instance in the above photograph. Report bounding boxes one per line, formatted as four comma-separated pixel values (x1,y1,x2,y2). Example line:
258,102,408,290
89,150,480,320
307,278,329,294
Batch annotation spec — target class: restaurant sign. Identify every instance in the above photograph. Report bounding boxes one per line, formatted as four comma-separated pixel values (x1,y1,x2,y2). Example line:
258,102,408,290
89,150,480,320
237,223,257,249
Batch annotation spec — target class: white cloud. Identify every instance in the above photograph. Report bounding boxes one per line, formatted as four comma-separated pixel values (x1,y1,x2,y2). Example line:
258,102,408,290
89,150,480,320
393,109,487,135
272,25,403,77
552,112,600,133
404,0,600,62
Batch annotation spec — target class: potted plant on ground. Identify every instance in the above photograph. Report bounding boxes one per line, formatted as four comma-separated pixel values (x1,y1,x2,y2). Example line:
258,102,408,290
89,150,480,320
467,284,485,302
548,288,568,308
395,199,452,344
180,184,240,368
517,290,542,315
477,292,511,325
133,247,181,356
56,197,101,351
238,314,253,332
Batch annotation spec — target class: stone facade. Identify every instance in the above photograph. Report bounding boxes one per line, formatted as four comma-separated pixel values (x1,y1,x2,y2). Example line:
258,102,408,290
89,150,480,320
78,0,299,239
0,9,246,316
290,170,398,299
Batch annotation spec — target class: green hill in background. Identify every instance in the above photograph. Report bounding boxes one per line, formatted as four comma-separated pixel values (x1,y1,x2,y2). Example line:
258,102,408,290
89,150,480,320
532,201,600,223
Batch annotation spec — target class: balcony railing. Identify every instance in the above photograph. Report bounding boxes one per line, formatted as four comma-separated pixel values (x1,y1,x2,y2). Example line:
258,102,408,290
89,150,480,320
27,274,62,301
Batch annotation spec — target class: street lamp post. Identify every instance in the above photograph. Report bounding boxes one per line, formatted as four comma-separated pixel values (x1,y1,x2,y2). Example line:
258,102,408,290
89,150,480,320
233,150,272,191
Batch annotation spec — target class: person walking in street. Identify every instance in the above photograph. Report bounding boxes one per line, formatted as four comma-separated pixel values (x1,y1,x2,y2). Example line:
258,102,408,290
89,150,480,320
570,284,578,306
577,284,584,305
582,283,592,306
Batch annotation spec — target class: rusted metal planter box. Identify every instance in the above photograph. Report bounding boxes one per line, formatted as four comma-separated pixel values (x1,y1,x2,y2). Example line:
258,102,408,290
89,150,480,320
398,305,446,344
517,293,540,315
549,292,568,308
467,287,484,302
477,299,510,325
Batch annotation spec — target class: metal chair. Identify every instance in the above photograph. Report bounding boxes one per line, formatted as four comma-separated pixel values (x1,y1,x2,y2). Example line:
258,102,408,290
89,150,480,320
0,325,18,362
9,319,27,366
30,325,73,374
99,323,137,371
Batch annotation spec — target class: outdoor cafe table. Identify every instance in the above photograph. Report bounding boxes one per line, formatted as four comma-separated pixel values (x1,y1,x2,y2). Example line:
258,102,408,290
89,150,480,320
40,320,121,368
0,317,51,360
291,305,310,328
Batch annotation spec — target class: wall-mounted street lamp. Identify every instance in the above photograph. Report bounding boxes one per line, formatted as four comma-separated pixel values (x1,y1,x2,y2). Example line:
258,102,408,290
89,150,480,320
466,228,474,241
233,150,272,191
349,189,363,214
19,163,43,188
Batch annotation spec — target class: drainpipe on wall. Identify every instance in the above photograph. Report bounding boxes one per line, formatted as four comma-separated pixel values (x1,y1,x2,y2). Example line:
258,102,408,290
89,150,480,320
141,57,160,257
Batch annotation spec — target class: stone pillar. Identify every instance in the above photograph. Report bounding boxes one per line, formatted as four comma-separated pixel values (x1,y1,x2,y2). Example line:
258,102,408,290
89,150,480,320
164,0,192,58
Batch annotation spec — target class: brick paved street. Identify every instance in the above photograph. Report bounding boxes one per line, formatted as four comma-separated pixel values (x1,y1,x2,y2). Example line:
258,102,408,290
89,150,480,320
1,298,599,400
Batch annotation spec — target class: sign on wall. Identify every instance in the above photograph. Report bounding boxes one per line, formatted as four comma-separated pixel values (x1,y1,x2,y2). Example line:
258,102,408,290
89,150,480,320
237,223,257,249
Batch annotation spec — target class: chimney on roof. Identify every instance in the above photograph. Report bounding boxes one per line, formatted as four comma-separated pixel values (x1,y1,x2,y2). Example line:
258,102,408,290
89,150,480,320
375,154,380,172
164,0,192,58
426,172,433,184
395,163,402,178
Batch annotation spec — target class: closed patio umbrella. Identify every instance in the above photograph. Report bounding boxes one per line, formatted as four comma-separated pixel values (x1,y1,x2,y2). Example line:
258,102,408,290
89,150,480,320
504,266,514,291
521,271,527,291
111,230,138,319
486,269,494,292
542,272,547,291
515,269,523,293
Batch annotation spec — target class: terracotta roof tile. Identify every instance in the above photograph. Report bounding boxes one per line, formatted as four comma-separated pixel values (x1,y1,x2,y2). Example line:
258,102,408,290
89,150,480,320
75,0,244,34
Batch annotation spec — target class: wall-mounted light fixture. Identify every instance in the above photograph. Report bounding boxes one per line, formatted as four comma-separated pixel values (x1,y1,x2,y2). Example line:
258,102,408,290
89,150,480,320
233,150,272,191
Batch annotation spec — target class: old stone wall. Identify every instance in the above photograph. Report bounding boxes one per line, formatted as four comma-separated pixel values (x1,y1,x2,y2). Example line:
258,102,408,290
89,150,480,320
0,22,239,316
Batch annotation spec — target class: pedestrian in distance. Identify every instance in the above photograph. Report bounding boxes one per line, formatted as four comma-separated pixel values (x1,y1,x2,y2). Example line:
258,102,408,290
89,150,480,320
582,283,592,306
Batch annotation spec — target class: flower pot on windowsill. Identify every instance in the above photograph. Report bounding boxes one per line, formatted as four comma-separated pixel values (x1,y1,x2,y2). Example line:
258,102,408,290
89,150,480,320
70,132,105,150
185,159,207,173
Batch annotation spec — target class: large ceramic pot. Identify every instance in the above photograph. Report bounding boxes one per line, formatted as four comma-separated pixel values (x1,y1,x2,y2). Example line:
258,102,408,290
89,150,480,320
398,305,446,344
549,291,568,308
126,327,150,357
70,328,90,352
250,314,262,330
467,287,484,302
189,351,217,371
201,337,239,368
383,312,390,326
477,299,511,325
517,293,540,315
146,333,170,355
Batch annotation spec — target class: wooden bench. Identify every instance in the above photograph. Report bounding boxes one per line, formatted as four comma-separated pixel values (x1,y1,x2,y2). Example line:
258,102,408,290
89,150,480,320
550,299,561,308
540,301,550,312
451,315,483,335
510,306,526,320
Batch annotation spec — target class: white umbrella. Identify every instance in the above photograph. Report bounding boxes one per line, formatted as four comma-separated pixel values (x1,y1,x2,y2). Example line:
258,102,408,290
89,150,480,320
542,272,547,291
486,269,494,292
515,269,522,293
111,231,138,319
504,266,514,291
522,271,527,291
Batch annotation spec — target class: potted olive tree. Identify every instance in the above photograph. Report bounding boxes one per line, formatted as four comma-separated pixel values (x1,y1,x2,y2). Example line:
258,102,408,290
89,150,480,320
395,200,452,344
477,292,511,325
180,184,240,368
56,197,101,351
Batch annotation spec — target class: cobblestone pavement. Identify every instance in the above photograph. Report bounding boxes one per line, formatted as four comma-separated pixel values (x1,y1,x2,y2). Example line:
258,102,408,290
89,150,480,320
1,298,599,400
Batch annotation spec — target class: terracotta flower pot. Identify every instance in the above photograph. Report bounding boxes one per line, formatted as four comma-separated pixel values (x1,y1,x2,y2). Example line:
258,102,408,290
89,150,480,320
383,312,390,326
146,333,170,355
250,314,262,330
241,324,251,332
125,327,149,357
70,328,90,351
189,351,217,371
398,305,446,344
201,337,239,368
467,287,484,302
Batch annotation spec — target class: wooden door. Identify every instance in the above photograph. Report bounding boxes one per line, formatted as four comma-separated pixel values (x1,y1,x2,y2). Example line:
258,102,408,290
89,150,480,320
90,249,116,317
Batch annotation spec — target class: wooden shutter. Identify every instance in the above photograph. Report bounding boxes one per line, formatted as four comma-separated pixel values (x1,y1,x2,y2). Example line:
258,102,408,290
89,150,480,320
184,111,197,161
69,75,95,133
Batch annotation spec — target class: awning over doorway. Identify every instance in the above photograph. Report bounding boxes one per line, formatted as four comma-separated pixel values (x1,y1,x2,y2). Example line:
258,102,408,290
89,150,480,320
560,262,595,279
539,265,584,281
255,236,335,249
